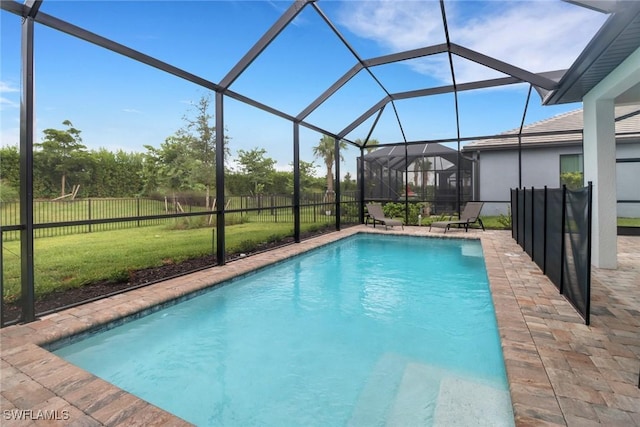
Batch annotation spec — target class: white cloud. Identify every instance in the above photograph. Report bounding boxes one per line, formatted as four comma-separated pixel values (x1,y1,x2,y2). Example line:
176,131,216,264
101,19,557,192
0,81,20,111
339,0,444,51
122,108,143,114
0,81,19,94
338,0,608,84
0,96,19,110
450,2,608,81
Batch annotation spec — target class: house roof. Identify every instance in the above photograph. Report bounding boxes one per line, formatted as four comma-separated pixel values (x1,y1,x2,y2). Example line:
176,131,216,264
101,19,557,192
462,105,640,151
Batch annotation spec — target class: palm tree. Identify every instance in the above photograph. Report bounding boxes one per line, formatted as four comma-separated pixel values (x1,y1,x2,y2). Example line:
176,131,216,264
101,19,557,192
313,135,347,196
354,137,380,153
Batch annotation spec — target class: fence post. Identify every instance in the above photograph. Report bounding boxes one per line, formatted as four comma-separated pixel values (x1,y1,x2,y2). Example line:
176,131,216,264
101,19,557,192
585,181,593,326
543,186,548,273
0,232,4,327
522,187,527,251
511,187,520,244
88,199,92,233
510,189,515,240
531,187,535,262
137,197,141,228
559,184,567,294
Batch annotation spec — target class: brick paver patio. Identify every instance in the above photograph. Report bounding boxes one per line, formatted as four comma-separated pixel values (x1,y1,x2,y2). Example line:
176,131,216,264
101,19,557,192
1,227,638,426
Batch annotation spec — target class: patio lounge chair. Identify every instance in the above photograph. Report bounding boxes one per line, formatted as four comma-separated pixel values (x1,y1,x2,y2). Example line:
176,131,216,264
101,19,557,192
429,202,485,233
366,203,404,230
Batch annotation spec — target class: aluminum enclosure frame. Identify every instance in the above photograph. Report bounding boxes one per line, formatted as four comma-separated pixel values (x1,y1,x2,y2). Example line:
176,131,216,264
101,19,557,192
1,0,635,324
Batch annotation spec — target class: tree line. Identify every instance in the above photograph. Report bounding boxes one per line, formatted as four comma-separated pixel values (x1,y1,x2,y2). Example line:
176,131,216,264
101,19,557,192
0,96,360,203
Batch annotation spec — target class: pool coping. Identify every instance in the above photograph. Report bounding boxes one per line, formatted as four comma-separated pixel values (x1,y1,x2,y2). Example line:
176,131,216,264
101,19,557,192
1,226,639,426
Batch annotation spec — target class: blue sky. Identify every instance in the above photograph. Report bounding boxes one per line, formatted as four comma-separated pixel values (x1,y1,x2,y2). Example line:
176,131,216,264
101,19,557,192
0,0,608,176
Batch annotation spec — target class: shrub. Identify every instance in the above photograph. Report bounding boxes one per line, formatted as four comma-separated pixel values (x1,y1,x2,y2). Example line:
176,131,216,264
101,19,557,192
235,239,258,253
165,215,209,230
560,172,584,190
0,180,19,202
382,202,423,225
497,206,512,229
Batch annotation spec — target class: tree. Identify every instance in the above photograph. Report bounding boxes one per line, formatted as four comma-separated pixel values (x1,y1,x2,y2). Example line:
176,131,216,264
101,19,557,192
354,137,380,154
142,94,230,203
143,136,195,192
0,145,19,186
87,149,144,197
287,159,322,195
36,120,88,197
298,160,319,192
342,171,356,192
413,157,432,189
236,147,276,196
181,95,221,207
312,135,347,196
0,145,20,201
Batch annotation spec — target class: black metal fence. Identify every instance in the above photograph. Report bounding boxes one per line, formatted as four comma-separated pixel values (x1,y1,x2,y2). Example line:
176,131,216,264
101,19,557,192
511,184,592,324
0,193,358,241
0,193,360,327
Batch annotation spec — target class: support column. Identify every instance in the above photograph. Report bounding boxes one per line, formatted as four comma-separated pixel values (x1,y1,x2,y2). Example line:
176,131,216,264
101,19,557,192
583,98,616,268
20,11,37,323
359,147,365,224
582,46,640,268
215,92,226,265
334,137,341,231
293,122,300,242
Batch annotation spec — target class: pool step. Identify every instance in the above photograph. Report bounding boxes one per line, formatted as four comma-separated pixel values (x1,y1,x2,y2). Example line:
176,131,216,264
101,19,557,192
461,241,484,258
348,354,514,427
433,376,514,427
385,362,441,426
347,352,408,427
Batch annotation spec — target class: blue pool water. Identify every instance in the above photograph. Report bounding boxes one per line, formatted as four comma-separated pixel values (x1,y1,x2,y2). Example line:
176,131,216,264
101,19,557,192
54,234,514,426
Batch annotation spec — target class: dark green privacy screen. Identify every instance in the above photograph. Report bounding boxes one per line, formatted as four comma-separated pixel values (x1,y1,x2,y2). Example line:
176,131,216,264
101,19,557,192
511,185,592,324
562,187,592,322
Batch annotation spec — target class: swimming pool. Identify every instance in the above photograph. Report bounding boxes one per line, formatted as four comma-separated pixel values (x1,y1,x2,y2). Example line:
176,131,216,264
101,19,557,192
54,234,514,426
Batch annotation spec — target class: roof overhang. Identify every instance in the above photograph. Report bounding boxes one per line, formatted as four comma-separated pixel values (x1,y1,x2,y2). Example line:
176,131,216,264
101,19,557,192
545,1,640,105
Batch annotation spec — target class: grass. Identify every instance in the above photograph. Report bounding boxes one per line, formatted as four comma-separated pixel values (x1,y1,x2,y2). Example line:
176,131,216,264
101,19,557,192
618,217,640,227
0,199,344,241
1,220,330,302
2,210,637,302
0,215,512,302
416,215,510,229
0,198,175,226
0,196,341,226
480,216,511,229
469,216,640,229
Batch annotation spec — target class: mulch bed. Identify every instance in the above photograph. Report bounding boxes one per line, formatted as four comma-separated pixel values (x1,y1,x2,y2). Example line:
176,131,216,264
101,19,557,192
2,230,331,325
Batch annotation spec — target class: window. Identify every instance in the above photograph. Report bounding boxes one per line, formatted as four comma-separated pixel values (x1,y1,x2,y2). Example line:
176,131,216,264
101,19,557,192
560,154,584,189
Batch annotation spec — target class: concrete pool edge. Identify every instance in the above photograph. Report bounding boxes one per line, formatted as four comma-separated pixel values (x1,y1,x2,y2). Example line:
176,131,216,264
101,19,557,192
2,226,639,426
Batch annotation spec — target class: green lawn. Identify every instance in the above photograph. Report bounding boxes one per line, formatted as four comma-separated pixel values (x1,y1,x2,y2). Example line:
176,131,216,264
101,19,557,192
1,221,329,302
618,217,640,227
0,198,175,226
2,211,637,302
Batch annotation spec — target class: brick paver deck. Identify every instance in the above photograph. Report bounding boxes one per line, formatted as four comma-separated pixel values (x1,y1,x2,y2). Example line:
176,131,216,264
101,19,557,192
1,227,638,426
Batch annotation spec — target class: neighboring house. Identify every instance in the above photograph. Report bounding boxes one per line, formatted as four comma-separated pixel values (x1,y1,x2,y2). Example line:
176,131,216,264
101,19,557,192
462,105,640,217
